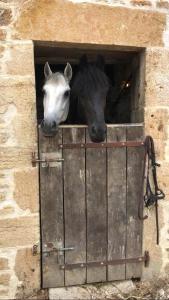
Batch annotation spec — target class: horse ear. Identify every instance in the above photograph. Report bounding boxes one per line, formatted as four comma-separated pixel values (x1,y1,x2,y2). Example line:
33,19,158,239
64,63,72,82
79,54,88,67
96,55,105,71
44,62,52,78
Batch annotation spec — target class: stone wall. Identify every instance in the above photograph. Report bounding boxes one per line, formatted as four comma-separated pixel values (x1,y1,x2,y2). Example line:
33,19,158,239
0,0,169,299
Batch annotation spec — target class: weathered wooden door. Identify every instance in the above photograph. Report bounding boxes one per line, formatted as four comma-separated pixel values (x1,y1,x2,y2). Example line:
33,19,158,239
39,124,145,288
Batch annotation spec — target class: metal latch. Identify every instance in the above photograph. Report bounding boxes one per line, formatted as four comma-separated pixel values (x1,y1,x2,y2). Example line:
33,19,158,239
32,242,74,258
32,152,64,167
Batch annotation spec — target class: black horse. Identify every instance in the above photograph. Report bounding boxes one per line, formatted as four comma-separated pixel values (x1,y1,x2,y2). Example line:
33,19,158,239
69,55,110,143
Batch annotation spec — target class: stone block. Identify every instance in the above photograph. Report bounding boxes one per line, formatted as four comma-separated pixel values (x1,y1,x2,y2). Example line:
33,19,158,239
0,216,39,247
0,42,35,76
0,28,6,40
13,111,37,148
0,289,9,297
0,206,15,217
0,77,35,110
142,205,163,279
157,1,169,9
158,174,169,196
50,281,135,300
0,133,8,144
0,273,10,286
0,192,6,201
13,0,166,47
0,45,5,58
145,48,169,107
130,0,152,6
144,108,169,140
15,248,40,299
0,149,35,169
0,77,37,148
0,9,12,26
0,258,9,270
14,168,39,213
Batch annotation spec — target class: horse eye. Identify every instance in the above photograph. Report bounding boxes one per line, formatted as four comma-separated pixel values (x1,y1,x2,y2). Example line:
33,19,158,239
64,90,70,98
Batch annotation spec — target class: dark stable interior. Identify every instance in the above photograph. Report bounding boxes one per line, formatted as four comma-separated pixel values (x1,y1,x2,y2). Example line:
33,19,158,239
34,45,141,125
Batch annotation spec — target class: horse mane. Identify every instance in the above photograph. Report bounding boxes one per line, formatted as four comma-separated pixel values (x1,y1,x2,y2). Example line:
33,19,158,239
71,59,109,98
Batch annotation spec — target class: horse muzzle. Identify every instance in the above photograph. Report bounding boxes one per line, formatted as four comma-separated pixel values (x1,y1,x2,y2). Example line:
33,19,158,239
89,123,107,143
41,120,58,137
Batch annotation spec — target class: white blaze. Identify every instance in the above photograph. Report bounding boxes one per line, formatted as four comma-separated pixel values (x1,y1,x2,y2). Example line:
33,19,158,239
43,82,70,125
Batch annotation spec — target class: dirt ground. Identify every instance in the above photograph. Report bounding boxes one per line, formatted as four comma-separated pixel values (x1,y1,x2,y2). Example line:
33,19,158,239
109,277,169,300
25,276,169,299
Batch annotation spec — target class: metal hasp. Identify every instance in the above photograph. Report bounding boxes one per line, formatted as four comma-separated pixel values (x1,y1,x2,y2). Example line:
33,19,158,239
32,243,40,256
58,141,144,149
32,242,74,260
59,251,150,270
31,152,64,167
41,242,74,258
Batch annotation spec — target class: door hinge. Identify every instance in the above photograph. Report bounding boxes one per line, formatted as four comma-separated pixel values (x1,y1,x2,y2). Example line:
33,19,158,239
59,251,150,270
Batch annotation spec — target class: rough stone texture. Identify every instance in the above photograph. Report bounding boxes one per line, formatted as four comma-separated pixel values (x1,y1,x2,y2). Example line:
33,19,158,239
130,0,152,6
142,205,164,279
0,273,10,286
158,163,169,196
0,206,15,217
0,216,39,247
13,0,166,47
0,149,35,169
50,281,135,300
0,42,35,76
0,8,12,26
144,108,168,139
0,76,35,108
0,45,4,57
143,47,169,280
0,192,6,202
0,289,9,297
0,77,37,148
15,248,40,299
27,289,49,300
0,28,6,40
0,151,36,171
0,257,9,270
14,168,39,213
145,49,169,107
157,1,169,9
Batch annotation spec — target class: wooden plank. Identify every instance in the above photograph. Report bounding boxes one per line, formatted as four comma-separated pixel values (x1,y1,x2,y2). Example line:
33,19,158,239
86,129,107,283
39,128,64,288
63,128,86,285
126,126,144,279
107,126,126,281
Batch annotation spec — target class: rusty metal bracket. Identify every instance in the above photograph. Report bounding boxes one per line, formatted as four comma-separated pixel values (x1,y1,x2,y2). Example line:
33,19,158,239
32,152,64,167
32,242,40,256
59,251,150,270
58,141,144,149
144,250,150,267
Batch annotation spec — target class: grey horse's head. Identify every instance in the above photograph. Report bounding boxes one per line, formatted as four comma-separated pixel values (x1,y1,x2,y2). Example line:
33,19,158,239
41,62,72,136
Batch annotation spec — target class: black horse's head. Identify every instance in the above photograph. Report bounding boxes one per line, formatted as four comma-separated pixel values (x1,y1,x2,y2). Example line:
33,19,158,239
71,55,109,142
